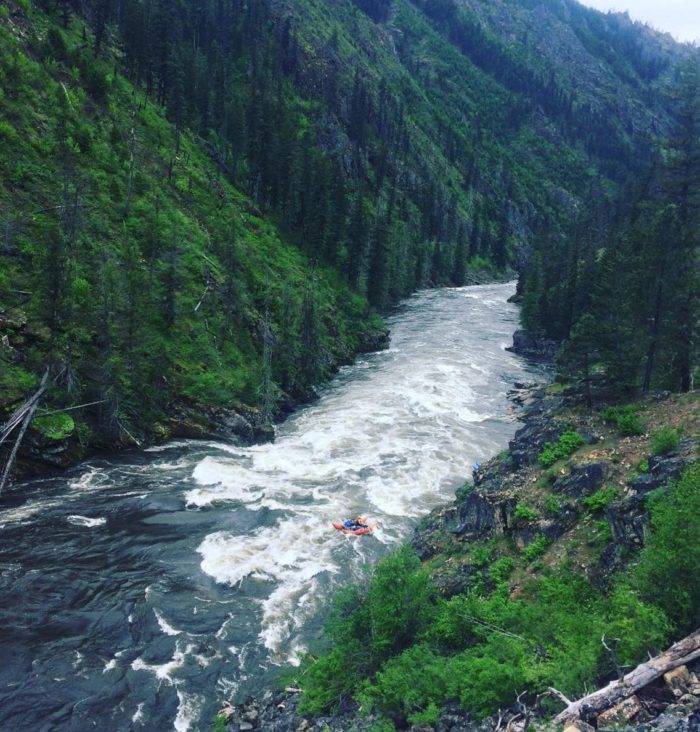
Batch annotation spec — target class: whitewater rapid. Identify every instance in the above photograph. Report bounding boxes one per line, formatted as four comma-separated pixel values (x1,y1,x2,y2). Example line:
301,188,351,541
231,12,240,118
0,283,541,731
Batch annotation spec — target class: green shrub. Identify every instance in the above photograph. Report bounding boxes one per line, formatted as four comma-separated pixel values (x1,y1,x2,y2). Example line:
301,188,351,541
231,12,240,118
650,427,681,456
538,431,585,468
514,503,539,523
583,486,619,513
544,495,564,515
633,464,700,632
0,119,18,141
471,544,493,567
637,459,649,473
522,534,550,562
358,644,448,723
455,482,473,501
32,412,75,440
490,557,515,584
602,405,645,436
408,702,440,726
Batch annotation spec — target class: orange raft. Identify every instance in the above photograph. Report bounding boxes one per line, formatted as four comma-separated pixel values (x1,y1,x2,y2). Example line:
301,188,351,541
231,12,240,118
332,520,376,536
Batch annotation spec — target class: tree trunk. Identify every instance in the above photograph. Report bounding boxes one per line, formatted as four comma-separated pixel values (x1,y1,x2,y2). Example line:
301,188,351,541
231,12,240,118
642,282,663,393
554,630,700,724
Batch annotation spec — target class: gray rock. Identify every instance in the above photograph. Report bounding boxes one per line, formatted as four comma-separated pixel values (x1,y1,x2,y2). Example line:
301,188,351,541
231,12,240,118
553,462,608,497
507,329,558,362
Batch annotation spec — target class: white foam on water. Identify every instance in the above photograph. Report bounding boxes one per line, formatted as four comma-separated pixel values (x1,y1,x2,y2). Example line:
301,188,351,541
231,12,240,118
131,702,145,725
144,440,195,452
174,690,203,732
67,515,107,528
103,658,117,673
192,284,540,662
154,608,182,636
130,642,194,682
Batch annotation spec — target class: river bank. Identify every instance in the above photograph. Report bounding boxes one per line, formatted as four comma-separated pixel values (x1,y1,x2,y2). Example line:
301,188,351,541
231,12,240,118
1,270,511,486
220,377,699,731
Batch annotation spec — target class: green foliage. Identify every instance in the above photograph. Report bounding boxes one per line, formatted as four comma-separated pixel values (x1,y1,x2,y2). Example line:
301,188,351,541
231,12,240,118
300,522,681,722
489,557,515,584
543,495,564,515
470,544,494,567
32,412,75,441
523,58,698,395
538,431,585,468
298,548,434,715
522,534,550,562
455,482,473,501
602,405,645,436
513,503,539,523
650,427,681,456
633,464,700,633
0,8,382,447
583,485,619,513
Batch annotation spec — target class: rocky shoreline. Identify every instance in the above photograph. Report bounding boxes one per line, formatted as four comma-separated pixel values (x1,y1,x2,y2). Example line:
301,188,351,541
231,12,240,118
1,319,389,484
2,271,507,487
216,376,698,731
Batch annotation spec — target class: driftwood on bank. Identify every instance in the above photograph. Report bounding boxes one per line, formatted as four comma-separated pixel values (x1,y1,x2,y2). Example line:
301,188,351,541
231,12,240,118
554,630,700,724
0,368,49,493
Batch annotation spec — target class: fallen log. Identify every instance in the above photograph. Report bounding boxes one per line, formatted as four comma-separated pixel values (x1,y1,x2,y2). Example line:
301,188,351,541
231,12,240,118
554,630,700,724
0,368,49,493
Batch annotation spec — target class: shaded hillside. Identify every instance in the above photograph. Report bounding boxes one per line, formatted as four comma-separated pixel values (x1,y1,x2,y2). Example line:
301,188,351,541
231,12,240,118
0,0,691,470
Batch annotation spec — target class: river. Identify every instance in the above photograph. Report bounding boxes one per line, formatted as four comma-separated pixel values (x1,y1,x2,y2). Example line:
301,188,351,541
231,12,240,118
0,282,541,731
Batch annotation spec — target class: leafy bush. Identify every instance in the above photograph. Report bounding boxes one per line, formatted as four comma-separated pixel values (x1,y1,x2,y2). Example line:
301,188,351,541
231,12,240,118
544,495,563,515
633,464,700,633
650,427,681,456
32,413,75,441
538,431,585,468
358,644,448,723
522,534,550,562
471,544,493,567
0,119,17,141
455,482,473,501
583,485,619,513
300,556,673,721
490,557,515,584
514,503,539,523
602,405,645,436
298,548,434,716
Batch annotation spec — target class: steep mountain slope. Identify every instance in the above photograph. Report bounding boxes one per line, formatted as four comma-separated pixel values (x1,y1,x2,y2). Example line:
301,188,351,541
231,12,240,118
0,1,384,468
0,0,690,472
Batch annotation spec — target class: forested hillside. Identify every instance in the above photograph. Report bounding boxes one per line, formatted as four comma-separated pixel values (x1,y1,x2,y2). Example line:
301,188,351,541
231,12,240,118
0,0,692,466
521,56,699,394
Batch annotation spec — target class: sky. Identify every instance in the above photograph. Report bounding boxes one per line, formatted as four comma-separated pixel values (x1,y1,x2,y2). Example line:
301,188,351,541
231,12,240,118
579,0,699,43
